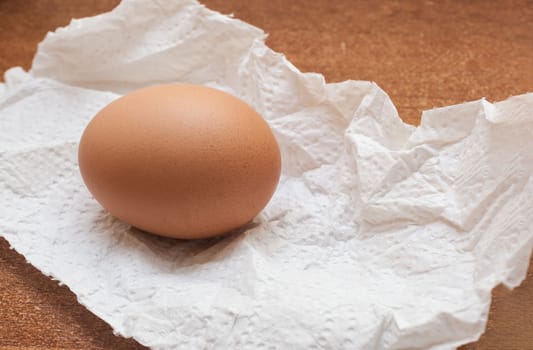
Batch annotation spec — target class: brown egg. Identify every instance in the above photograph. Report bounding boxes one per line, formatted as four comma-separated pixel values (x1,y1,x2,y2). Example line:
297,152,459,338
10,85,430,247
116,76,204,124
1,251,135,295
78,84,281,239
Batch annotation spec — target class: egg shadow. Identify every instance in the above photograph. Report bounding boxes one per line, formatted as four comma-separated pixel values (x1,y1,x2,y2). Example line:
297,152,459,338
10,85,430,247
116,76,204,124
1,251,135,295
124,220,260,267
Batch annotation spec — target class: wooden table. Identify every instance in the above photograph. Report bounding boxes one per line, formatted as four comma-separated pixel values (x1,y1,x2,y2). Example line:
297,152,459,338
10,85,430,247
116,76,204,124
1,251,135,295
1,1,531,349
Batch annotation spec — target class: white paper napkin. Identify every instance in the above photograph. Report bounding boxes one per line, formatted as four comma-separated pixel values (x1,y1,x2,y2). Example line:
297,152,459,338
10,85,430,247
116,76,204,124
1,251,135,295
1,0,532,349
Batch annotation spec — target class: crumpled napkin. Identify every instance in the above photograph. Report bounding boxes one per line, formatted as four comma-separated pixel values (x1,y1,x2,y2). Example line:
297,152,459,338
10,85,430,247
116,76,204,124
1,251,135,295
1,0,532,349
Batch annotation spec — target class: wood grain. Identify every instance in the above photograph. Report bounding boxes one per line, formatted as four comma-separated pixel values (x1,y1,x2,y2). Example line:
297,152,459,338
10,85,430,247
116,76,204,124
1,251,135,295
0,0,532,349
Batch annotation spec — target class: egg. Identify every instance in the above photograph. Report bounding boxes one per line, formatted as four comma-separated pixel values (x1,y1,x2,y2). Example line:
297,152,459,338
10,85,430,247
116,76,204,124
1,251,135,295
78,84,281,239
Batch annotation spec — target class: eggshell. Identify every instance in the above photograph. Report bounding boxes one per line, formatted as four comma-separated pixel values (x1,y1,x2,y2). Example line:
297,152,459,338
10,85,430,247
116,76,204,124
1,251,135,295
78,84,281,239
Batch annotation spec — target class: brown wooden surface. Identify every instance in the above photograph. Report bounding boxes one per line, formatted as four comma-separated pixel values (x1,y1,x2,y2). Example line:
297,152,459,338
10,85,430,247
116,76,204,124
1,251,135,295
1,0,532,349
